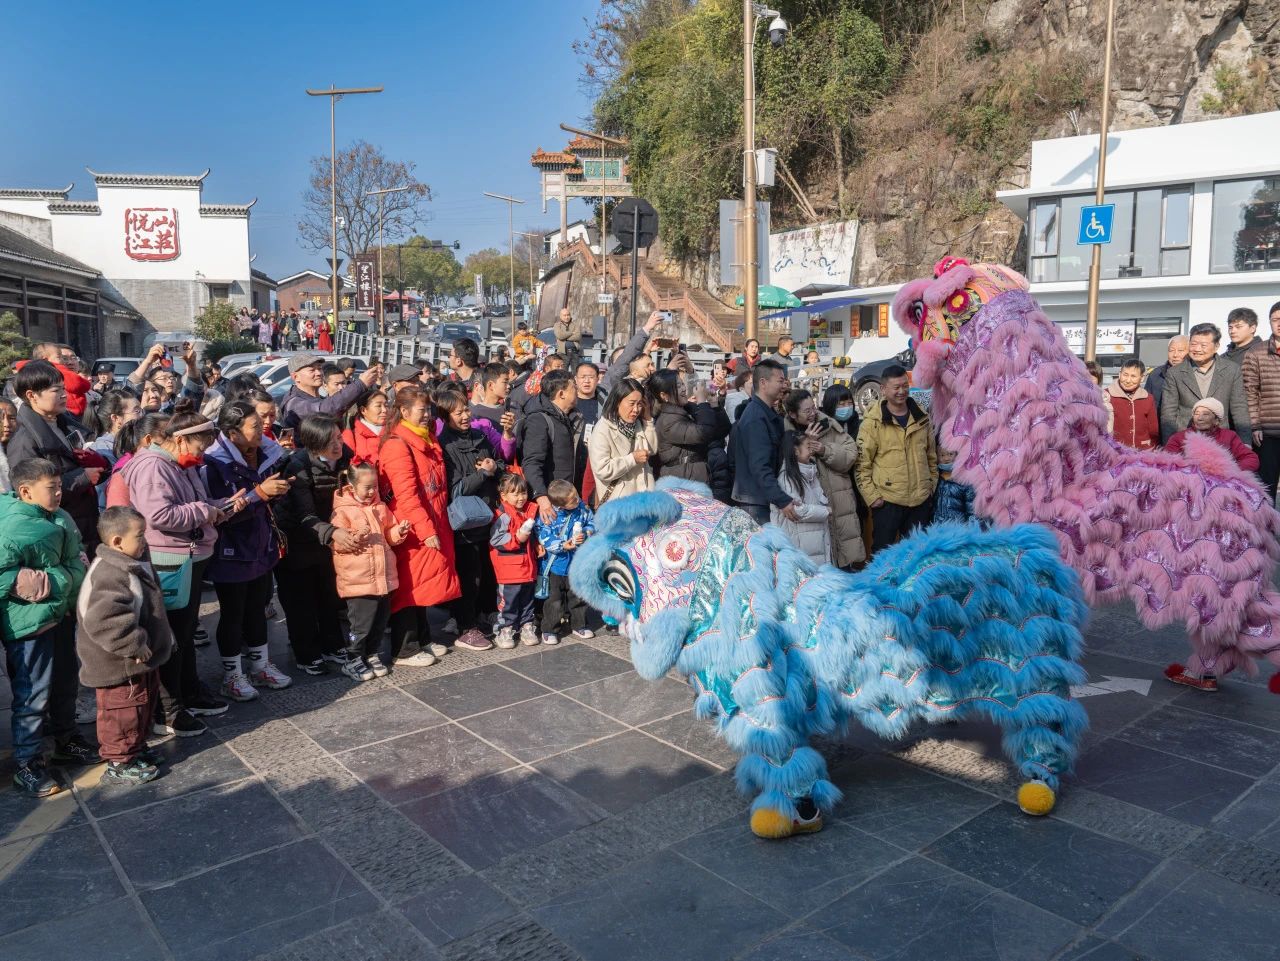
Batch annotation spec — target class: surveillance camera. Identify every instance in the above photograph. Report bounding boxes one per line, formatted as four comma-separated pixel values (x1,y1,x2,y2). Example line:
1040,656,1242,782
768,15,788,47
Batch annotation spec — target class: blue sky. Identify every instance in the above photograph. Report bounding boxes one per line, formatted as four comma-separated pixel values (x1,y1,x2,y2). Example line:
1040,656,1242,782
0,0,601,278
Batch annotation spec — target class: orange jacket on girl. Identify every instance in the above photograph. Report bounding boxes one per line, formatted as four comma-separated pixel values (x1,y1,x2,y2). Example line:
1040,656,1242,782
329,486,407,598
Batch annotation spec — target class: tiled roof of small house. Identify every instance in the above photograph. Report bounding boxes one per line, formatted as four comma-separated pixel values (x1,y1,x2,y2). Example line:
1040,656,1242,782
85,168,211,187
0,184,73,199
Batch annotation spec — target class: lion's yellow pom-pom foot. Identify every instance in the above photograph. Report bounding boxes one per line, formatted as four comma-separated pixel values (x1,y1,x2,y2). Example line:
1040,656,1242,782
750,806,823,839
1017,780,1056,816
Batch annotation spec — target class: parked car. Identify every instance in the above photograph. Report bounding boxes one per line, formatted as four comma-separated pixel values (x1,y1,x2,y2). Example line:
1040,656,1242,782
849,348,917,415
421,323,483,347
215,352,267,378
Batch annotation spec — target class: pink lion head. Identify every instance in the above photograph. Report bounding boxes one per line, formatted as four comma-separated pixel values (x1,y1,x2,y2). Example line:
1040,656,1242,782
892,257,1030,386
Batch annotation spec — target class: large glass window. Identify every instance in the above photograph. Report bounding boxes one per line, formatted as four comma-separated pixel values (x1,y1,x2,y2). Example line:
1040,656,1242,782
1027,186,1192,281
1211,177,1280,273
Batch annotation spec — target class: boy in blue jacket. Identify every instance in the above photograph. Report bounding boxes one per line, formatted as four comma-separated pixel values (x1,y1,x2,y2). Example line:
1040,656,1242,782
534,479,595,645
0,458,94,796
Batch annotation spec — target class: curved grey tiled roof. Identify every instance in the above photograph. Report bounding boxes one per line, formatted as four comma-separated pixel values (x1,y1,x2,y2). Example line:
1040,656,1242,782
85,168,211,187
200,199,257,217
0,223,99,276
0,184,74,199
46,201,101,214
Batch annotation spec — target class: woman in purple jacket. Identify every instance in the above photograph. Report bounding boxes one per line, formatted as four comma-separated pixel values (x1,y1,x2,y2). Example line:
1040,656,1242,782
203,401,293,703
121,405,236,737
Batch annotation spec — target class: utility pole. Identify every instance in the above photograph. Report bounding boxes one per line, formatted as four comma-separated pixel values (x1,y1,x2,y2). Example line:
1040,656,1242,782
483,192,524,328
305,84,382,334
366,185,410,337
516,231,543,319
1084,0,1116,363
742,0,759,343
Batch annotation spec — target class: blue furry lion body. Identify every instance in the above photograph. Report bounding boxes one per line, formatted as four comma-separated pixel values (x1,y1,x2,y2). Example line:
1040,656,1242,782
569,479,1089,820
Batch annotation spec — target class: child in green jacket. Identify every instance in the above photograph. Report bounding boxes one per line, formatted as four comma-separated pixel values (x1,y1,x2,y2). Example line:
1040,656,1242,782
0,458,93,797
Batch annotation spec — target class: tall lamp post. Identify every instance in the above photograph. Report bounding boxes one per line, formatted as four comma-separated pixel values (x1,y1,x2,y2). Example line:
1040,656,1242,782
515,230,544,318
305,84,383,332
483,192,525,325
1083,0,1117,363
366,184,410,336
741,4,787,343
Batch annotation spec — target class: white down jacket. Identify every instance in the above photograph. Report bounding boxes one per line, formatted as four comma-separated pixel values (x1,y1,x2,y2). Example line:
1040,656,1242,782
771,461,832,567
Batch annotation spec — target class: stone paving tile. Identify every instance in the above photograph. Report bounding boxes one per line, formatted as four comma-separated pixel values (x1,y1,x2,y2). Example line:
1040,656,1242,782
625,771,751,848
141,838,378,961
458,693,624,762
320,800,468,899
1178,829,1280,898
1074,738,1256,826
532,849,789,961
1210,779,1280,855
502,644,633,691
439,914,584,961
289,686,447,753
100,779,302,889
265,754,385,830
400,768,605,870
400,663,549,719
534,730,717,814
807,856,1082,961
260,676,356,718
677,815,904,918
1097,860,1280,961
0,824,124,937
733,927,862,961
1078,690,1163,737
639,712,740,768
397,873,519,947
1169,679,1280,733
561,671,692,726
1051,787,1204,857
830,753,997,850
1060,936,1156,960
889,736,1021,798
1118,705,1280,777
253,909,436,961
924,803,1161,925
0,896,168,961
337,724,517,805
0,775,85,842
78,739,255,819
217,718,328,771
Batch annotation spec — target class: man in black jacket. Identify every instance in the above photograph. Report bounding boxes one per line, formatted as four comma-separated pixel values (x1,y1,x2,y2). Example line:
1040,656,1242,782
1144,335,1188,438
519,369,586,522
729,359,798,526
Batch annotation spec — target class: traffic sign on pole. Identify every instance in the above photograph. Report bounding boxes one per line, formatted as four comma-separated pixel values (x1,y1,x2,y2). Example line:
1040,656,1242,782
1079,204,1115,245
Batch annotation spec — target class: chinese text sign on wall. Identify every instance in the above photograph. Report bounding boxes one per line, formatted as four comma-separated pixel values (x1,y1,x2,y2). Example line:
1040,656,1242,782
124,208,180,262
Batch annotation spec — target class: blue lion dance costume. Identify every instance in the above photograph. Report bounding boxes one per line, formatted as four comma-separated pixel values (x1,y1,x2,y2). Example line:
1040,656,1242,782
569,479,1089,838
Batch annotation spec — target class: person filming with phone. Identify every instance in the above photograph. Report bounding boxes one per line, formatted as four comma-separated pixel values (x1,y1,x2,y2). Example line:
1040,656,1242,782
278,353,383,432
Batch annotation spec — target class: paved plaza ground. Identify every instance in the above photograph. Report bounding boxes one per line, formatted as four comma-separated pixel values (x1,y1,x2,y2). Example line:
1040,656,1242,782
2,594,1279,961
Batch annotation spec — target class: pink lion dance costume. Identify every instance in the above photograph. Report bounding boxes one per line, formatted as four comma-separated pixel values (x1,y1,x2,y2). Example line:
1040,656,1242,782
893,257,1280,691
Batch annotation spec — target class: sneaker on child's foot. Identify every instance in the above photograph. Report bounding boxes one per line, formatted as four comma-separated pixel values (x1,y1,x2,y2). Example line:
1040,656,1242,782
571,628,595,639
152,710,206,738
13,761,60,797
136,746,165,766
298,658,328,676
101,758,159,786
185,693,229,717
193,627,210,647
365,654,391,677
321,650,353,666
427,643,450,657
396,650,439,668
542,633,560,646
519,624,540,647
456,629,493,651
342,658,375,682
221,672,259,702
51,734,101,765
75,692,97,725
250,662,293,690
493,627,517,650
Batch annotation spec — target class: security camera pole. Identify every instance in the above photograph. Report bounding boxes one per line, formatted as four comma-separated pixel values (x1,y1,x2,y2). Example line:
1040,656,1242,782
306,84,383,334
742,4,786,343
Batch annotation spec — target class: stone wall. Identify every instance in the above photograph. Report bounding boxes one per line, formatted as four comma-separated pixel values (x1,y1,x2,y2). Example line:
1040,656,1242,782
107,277,249,337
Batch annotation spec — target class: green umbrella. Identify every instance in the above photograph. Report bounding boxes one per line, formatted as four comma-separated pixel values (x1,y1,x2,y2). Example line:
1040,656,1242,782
735,285,803,308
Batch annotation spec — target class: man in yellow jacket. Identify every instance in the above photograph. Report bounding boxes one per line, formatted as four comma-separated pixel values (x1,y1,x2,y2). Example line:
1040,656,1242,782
855,365,937,553
513,321,538,361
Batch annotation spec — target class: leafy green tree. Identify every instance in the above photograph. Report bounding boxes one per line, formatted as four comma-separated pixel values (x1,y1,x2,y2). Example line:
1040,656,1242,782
0,310,31,380
193,299,240,342
462,248,519,301
380,236,465,301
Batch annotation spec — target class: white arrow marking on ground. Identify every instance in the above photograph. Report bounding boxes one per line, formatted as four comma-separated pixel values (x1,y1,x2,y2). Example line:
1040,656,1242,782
1069,675,1153,699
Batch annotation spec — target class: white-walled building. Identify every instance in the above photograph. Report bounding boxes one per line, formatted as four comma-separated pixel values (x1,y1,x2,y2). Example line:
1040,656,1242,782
0,169,256,353
997,111,1280,374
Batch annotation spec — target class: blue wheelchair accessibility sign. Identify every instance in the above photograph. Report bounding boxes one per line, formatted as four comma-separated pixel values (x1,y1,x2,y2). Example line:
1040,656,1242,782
1079,204,1115,245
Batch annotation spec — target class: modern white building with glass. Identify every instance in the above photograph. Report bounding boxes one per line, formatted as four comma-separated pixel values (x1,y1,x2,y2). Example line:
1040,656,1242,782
997,110,1280,375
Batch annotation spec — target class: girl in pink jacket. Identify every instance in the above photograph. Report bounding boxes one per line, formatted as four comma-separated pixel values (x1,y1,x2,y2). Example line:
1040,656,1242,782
330,463,409,680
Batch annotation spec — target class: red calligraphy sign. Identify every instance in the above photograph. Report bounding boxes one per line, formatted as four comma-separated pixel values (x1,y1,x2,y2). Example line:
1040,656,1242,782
124,207,181,262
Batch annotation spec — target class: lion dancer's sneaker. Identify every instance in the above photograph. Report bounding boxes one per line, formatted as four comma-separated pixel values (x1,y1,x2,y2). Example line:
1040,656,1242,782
1164,663,1218,693
750,797,824,839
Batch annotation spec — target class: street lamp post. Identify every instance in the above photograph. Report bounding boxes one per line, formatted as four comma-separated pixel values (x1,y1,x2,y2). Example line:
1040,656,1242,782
1084,0,1117,363
366,185,410,336
305,84,383,333
515,231,543,316
483,192,525,329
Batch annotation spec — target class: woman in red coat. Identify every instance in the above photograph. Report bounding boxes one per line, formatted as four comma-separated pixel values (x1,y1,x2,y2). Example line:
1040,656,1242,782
1105,358,1159,450
378,385,460,668
342,390,387,466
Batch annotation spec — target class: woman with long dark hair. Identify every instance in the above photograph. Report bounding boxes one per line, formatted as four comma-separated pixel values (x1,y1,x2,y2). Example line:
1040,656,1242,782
203,400,293,702
648,368,729,485
587,377,657,506
377,385,460,669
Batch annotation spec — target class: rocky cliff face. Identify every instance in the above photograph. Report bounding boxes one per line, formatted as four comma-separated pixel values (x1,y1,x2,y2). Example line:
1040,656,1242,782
843,0,1280,285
